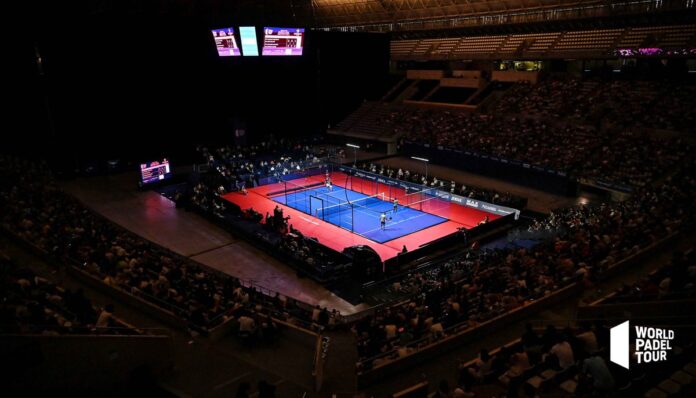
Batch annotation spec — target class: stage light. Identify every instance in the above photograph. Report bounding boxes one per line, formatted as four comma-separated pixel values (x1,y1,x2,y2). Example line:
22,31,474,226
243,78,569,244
411,157,429,182
346,143,360,166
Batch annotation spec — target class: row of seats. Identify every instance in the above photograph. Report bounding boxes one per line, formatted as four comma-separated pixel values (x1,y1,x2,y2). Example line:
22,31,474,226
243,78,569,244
500,32,560,53
390,25,696,58
456,36,507,54
645,362,696,398
431,38,460,55
1,251,139,336
527,33,561,52
389,39,419,55
554,29,622,51
617,24,696,48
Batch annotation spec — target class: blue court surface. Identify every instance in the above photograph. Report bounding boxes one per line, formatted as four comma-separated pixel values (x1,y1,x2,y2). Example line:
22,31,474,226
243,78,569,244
272,186,447,243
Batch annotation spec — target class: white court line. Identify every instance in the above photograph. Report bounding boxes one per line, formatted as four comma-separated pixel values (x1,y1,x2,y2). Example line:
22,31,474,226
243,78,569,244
328,201,435,237
359,211,433,236
314,189,384,217
280,187,379,222
286,187,445,237
316,186,380,205
299,216,319,225
321,199,386,223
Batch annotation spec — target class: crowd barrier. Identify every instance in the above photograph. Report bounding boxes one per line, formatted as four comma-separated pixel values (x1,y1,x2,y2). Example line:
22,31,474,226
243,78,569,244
257,164,326,186
384,212,515,271
336,164,521,218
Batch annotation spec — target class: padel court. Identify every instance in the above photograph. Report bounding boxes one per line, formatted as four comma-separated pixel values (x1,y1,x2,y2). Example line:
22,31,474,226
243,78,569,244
222,171,500,261
272,184,448,243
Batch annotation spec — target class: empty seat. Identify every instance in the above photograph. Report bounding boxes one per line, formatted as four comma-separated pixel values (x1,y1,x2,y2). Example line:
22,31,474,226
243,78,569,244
645,388,667,398
684,362,696,377
657,379,681,396
540,369,557,379
670,370,693,386
559,378,577,394
526,375,545,389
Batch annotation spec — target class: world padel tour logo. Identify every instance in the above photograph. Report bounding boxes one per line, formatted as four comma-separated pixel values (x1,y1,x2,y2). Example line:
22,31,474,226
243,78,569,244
610,321,675,369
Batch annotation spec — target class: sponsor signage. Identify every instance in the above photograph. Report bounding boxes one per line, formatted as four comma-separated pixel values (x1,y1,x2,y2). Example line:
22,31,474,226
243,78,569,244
338,165,520,219
610,321,675,369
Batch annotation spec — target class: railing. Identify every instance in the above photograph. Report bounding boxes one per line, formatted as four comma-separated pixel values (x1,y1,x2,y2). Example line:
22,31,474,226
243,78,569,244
335,163,522,217
0,325,171,337
356,281,582,387
356,278,579,371
237,279,328,330
313,335,330,391
314,1,693,33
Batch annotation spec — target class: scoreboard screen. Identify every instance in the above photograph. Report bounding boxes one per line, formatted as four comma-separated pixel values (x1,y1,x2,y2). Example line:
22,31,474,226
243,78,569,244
140,159,172,185
211,27,241,57
262,27,304,56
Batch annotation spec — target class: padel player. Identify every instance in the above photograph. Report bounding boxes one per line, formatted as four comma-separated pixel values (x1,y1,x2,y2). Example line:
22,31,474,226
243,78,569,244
393,198,399,213
380,212,387,230
325,173,333,191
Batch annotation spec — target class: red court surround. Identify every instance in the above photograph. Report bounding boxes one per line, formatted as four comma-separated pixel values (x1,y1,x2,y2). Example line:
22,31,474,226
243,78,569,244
222,172,498,262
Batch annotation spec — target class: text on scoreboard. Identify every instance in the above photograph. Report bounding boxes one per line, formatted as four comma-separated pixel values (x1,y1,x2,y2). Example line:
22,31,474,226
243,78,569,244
262,27,304,56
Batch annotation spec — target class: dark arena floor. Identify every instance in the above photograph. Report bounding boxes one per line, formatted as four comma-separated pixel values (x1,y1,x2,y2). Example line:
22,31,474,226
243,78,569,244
4,3,696,397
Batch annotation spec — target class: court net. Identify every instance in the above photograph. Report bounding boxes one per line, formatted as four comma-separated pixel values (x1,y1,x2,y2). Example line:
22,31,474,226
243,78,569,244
314,192,386,220
276,177,344,209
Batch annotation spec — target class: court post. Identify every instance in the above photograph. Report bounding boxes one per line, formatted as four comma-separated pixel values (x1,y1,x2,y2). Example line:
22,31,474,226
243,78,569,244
351,206,355,232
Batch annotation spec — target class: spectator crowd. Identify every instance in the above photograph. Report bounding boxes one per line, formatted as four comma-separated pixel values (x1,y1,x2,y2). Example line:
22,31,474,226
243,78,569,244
0,252,133,335
353,155,696,368
607,246,695,303
383,78,694,189
356,162,525,208
188,142,353,285
0,155,330,337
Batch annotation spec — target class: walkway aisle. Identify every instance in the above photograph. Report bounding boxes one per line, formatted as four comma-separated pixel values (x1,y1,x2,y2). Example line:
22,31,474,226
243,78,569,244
321,330,360,398
60,172,366,315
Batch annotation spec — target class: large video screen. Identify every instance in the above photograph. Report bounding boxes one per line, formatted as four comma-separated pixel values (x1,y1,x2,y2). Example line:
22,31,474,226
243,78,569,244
211,27,240,57
262,27,305,56
239,26,259,56
140,159,172,185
